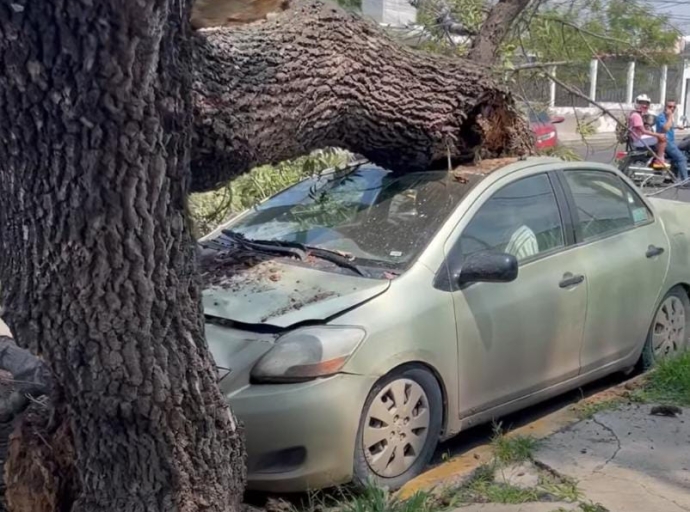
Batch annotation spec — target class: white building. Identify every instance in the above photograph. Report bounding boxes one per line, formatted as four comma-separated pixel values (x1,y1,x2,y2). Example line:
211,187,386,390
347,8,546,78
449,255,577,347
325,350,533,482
361,0,417,26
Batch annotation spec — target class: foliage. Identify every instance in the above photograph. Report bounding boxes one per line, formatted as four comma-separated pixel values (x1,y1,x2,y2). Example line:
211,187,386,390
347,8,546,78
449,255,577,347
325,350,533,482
336,0,362,12
412,0,679,74
573,398,622,420
577,503,610,512
490,426,539,466
341,486,437,512
188,149,350,237
539,478,583,503
632,351,690,406
576,121,597,138
516,0,679,64
538,145,583,162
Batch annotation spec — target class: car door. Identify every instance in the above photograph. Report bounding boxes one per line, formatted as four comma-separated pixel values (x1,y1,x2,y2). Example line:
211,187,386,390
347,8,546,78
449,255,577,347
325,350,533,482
559,169,671,374
442,172,587,419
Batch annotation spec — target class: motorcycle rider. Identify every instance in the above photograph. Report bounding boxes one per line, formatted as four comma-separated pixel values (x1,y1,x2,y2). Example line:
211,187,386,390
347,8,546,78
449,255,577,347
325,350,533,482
655,99,689,181
629,94,668,168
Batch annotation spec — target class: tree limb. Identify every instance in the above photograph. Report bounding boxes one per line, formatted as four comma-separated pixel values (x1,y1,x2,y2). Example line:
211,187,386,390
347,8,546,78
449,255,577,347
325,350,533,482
510,60,570,70
468,0,532,63
188,0,533,193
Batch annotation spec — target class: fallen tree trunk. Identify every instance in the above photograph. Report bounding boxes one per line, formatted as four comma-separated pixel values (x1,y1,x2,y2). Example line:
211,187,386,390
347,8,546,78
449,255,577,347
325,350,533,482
189,0,533,192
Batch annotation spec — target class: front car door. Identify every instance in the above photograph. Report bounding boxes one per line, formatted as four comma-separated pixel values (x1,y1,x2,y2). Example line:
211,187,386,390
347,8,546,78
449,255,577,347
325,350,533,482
440,170,587,420
558,168,671,374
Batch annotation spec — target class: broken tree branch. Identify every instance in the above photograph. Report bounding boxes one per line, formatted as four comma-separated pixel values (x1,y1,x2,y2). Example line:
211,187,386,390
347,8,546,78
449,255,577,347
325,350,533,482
189,0,533,193
510,60,570,70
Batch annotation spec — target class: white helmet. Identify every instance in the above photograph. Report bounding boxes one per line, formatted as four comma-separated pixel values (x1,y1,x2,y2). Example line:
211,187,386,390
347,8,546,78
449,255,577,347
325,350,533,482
635,93,651,104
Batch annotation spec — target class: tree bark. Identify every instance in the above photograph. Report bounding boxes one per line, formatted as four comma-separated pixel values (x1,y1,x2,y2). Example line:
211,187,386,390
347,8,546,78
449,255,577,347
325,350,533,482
468,0,532,64
0,1,244,511
189,0,533,193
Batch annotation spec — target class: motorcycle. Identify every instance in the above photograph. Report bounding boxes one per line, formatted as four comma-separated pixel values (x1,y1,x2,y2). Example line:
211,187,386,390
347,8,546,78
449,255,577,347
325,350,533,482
617,113,690,187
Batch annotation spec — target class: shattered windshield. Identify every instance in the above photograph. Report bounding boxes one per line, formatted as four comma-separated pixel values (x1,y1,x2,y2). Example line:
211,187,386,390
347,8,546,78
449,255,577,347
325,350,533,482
220,165,475,270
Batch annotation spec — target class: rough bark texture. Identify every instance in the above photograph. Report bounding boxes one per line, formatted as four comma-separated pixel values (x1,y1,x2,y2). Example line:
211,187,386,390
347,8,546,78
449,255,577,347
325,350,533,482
189,0,533,193
468,0,532,63
0,1,245,511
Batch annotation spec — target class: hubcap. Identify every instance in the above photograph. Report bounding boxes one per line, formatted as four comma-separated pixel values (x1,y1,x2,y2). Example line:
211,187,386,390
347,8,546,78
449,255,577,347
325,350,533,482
363,379,430,478
652,296,688,359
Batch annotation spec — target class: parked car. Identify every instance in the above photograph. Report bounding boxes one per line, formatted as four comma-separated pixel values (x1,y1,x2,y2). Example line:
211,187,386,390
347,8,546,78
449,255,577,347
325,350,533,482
200,157,690,492
526,108,565,150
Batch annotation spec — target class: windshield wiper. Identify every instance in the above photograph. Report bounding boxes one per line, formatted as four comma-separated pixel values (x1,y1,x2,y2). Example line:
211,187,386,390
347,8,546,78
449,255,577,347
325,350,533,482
222,230,366,277
304,246,366,277
221,230,307,260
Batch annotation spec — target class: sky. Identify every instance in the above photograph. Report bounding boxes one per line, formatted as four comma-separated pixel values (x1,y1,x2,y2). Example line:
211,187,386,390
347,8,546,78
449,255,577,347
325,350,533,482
644,0,690,34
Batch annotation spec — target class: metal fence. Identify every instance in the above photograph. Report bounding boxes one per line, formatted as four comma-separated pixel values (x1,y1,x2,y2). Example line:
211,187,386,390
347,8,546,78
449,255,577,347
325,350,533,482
594,59,629,104
508,57,684,109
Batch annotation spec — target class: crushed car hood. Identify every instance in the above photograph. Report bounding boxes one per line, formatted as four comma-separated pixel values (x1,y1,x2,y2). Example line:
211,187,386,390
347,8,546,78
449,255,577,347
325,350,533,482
202,259,390,328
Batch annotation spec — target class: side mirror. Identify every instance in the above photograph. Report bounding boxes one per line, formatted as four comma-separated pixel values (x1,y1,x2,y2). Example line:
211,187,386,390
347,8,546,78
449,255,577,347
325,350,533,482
458,252,518,286
551,115,565,124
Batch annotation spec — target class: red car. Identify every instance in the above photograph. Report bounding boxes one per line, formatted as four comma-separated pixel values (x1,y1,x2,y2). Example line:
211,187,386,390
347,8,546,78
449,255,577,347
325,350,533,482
527,109,565,150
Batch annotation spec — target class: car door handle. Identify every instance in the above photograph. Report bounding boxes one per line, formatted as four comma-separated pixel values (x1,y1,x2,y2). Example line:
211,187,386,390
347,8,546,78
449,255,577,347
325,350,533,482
559,273,585,288
646,245,665,258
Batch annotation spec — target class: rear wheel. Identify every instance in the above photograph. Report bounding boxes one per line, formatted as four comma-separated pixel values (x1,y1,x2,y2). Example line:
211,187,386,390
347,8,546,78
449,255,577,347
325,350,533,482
640,286,690,370
353,366,442,490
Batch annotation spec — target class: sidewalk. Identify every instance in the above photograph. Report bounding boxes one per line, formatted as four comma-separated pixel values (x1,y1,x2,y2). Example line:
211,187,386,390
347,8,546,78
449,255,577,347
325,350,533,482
445,403,690,512
534,403,690,512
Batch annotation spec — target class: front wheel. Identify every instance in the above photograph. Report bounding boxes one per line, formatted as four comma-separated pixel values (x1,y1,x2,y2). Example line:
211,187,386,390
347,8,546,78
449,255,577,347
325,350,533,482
640,286,690,370
353,366,443,490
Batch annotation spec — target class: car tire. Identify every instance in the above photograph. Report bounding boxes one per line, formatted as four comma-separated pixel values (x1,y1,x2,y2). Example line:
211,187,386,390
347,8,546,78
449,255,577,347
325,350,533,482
353,365,443,491
640,286,690,371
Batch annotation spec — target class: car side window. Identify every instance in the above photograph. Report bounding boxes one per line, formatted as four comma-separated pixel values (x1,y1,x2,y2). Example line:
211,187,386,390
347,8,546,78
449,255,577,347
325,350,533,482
457,174,565,263
563,170,652,242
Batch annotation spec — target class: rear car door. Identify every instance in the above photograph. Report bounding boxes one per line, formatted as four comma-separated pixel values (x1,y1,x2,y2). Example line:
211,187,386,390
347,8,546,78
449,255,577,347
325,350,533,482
558,169,671,374
442,171,587,419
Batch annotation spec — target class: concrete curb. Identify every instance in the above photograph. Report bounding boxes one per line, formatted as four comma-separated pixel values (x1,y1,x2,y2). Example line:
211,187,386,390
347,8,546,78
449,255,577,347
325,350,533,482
397,373,648,498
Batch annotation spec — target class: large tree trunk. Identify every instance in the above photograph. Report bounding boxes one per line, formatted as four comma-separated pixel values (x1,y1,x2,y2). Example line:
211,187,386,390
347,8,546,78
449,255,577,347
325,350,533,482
188,0,533,192
0,1,244,511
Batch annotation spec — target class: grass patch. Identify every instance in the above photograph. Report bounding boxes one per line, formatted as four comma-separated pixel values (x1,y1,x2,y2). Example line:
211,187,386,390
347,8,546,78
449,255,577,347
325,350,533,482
577,502,609,512
538,478,582,503
491,424,539,465
551,503,608,512
341,486,436,512
465,479,540,504
278,484,442,512
632,352,690,406
450,464,540,505
573,398,622,420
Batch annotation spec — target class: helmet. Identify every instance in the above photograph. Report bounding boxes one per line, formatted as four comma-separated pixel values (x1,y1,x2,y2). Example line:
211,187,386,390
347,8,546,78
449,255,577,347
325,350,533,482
635,94,651,104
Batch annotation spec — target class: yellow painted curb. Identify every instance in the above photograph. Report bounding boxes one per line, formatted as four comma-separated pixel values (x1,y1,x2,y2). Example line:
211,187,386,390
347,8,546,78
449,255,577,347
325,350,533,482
397,374,646,499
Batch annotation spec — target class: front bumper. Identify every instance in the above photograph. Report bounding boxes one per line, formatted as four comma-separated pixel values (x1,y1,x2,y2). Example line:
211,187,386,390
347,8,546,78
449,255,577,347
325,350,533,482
228,373,376,492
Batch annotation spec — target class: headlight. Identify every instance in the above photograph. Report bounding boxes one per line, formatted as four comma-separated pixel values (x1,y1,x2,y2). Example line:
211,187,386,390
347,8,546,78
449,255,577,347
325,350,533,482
250,326,366,383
